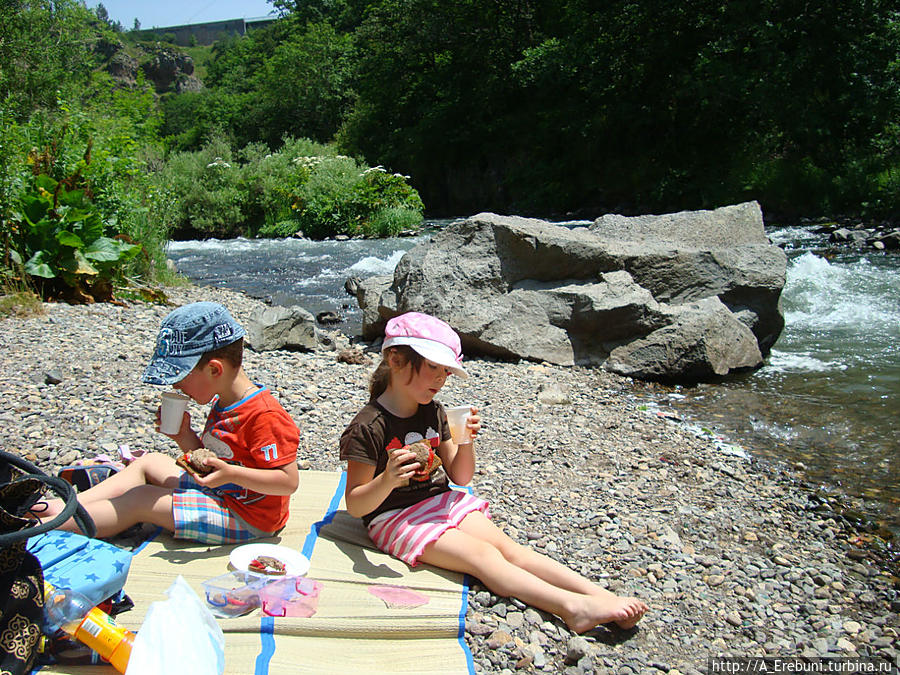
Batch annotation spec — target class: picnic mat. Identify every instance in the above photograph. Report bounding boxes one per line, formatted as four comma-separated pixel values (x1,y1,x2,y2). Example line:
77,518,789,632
38,471,475,674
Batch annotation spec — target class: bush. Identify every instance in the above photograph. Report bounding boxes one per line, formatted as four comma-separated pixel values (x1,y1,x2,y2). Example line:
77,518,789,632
9,154,142,302
0,94,177,298
154,136,425,239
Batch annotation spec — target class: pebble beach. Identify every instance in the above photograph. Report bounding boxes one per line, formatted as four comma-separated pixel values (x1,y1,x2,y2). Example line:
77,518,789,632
1,285,897,674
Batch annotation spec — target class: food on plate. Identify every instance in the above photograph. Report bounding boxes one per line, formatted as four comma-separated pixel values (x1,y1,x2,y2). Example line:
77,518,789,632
407,439,442,482
248,555,287,576
175,447,217,478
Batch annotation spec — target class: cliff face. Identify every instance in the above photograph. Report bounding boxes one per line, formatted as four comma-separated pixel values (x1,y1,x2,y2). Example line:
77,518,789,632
94,38,202,94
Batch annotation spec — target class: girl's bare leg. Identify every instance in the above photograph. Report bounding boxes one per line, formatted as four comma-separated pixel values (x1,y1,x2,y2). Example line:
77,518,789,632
455,511,647,627
417,521,646,633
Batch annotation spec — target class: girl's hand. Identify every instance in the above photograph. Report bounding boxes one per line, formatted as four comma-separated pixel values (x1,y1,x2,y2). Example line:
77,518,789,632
385,446,420,487
466,406,481,440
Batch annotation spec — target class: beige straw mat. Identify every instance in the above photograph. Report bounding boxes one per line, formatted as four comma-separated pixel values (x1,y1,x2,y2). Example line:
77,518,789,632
41,471,475,674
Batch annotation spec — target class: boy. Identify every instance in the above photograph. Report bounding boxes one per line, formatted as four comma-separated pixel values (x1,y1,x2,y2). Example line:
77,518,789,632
40,302,300,544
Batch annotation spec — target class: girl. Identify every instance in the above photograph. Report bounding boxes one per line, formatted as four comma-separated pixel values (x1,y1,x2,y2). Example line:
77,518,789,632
340,311,647,633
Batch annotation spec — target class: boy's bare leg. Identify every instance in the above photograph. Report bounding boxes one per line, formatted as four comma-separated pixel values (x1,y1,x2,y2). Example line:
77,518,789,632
39,452,182,518
455,511,647,629
418,523,646,633
51,485,176,538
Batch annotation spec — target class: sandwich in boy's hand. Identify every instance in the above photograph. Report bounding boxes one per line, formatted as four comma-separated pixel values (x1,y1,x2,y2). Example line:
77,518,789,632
175,447,217,478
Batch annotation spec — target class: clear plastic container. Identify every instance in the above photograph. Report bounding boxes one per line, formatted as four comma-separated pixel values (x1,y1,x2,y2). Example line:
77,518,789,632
201,571,269,618
43,583,135,673
259,576,322,618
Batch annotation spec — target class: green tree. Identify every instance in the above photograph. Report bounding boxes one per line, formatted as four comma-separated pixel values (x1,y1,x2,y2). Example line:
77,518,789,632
340,0,548,214
253,22,355,146
0,0,97,118
338,0,900,217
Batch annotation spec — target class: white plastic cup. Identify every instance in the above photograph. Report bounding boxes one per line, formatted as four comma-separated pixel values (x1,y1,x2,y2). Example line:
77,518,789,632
445,406,472,445
159,392,190,434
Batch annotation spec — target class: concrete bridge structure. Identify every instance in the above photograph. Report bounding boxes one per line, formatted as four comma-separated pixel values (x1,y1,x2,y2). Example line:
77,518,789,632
134,16,277,46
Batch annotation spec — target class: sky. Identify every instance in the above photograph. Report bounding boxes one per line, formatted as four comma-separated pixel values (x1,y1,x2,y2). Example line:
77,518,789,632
89,1,278,30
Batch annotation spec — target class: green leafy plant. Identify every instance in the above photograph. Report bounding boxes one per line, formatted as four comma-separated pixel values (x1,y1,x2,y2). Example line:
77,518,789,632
11,169,141,302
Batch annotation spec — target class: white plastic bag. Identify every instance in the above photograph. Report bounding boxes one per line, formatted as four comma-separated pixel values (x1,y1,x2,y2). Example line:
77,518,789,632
125,575,225,675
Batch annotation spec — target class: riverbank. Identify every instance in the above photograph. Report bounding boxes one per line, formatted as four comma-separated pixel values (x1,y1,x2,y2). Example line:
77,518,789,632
1,285,897,674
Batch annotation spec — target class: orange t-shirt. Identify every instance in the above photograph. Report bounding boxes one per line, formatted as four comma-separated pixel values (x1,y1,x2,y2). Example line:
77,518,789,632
200,386,299,532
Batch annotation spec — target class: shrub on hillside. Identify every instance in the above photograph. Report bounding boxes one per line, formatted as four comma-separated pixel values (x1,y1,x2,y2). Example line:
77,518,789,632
157,136,424,239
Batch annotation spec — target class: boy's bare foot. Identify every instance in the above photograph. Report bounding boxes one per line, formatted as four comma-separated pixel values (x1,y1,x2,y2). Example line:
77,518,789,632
564,594,648,633
31,498,63,520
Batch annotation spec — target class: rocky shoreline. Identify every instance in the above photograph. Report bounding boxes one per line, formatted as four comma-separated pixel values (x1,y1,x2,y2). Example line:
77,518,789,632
1,285,897,674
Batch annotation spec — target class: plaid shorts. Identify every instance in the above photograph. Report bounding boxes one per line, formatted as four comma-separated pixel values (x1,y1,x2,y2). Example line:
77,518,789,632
172,473,267,545
367,490,490,566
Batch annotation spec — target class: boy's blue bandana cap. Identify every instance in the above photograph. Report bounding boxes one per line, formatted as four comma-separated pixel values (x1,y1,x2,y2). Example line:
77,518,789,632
142,302,245,386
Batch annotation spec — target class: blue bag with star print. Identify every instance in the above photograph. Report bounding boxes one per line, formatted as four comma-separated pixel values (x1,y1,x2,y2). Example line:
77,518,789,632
26,530,131,608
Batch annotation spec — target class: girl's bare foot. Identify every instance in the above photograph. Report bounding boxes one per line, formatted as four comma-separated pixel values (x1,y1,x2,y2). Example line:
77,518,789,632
564,594,648,633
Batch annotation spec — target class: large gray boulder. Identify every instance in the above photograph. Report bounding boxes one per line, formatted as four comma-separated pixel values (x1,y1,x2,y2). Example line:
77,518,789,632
605,297,763,380
245,305,318,352
352,201,786,381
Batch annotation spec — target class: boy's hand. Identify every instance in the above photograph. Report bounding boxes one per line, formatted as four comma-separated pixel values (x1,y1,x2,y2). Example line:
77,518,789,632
385,446,420,487
155,406,190,437
191,455,231,488
155,407,201,451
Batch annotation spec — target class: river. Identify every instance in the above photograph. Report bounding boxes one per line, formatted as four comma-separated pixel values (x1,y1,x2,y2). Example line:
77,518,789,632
165,221,899,534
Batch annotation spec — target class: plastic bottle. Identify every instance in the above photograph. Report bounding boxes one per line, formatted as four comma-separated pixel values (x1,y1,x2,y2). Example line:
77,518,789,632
43,583,135,674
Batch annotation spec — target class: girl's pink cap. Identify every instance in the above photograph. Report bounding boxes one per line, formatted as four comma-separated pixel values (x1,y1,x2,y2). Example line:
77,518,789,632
382,312,468,378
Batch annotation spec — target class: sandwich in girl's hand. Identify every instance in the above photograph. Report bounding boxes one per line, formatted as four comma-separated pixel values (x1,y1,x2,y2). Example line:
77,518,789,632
406,439,442,483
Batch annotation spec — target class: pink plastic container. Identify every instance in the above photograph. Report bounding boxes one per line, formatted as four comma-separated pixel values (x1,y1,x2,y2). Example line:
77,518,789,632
259,576,322,618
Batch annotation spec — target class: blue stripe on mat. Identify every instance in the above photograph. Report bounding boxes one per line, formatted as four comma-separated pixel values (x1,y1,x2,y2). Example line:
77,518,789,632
458,574,476,675
254,471,347,675
453,483,477,674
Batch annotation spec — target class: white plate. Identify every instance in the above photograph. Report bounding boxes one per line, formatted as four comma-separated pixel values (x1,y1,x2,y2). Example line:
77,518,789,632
229,543,310,577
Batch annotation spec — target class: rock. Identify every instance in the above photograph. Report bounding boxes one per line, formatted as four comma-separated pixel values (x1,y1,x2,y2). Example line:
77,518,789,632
316,311,342,325
140,47,195,92
107,50,138,84
44,370,64,385
351,275,394,340
566,636,591,664
725,611,742,626
344,276,361,297
245,305,318,351
355,202,785,381
487,629,514,649
877,230,900,249
538,382,571,405
843,620,862,635
336,348,372,365
604,296,763,380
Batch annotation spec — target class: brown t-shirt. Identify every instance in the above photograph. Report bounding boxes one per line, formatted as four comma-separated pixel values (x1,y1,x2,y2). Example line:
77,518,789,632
339,400,451,525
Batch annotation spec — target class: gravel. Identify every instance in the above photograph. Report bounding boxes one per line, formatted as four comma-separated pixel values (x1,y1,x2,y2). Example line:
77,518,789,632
1,285,897,674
